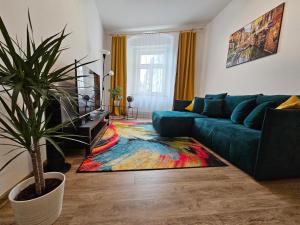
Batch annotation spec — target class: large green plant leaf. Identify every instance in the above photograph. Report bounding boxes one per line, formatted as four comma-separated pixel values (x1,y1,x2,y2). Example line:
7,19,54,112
0,12,95,173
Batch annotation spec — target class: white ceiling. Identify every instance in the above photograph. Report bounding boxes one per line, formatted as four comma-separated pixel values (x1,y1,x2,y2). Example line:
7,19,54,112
95,0,232,33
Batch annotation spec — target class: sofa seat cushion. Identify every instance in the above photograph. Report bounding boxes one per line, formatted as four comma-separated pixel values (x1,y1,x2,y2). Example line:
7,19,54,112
193,118,231,154
152,111,205,137
193,118,261,174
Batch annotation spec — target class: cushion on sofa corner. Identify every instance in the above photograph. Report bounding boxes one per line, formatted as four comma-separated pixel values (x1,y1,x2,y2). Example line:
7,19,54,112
244,101,276,130
202,99,224,118
231,98,256,124
276,95,300,109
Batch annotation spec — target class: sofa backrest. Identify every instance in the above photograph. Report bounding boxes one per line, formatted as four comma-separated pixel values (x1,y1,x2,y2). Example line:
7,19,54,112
224,95,259,118
256,95,291,105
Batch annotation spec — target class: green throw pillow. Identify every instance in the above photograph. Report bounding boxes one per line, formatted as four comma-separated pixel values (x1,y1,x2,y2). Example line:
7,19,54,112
192,97,204,114
244,101,276,130
205,93,227,100
202,99,224,118
231,99,256,124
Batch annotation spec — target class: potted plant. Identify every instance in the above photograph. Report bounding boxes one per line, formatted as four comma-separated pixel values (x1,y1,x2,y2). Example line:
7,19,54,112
109,86,122,107
109,86,122,115
0,13,90,225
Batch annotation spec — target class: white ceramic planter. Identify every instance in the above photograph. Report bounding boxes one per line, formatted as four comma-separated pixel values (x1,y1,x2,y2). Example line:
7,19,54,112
114,99,120,107
8,172,65,225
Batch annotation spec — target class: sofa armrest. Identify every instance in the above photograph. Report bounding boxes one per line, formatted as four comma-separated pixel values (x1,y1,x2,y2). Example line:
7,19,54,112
254,108,300,180
173,100,192,111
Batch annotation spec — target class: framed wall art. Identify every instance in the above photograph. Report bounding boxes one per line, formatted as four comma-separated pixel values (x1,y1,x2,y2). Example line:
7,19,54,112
226,3,285,68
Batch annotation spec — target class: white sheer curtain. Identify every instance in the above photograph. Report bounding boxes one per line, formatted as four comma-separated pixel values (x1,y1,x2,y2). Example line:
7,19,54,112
127,33,179,118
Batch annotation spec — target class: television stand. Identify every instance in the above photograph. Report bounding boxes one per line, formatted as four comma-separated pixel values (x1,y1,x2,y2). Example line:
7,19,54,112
81,114,94,122
78,111,110,156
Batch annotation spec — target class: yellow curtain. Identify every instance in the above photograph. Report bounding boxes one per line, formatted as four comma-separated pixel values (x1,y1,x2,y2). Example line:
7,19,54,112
174,31,196,100
110,35,127,115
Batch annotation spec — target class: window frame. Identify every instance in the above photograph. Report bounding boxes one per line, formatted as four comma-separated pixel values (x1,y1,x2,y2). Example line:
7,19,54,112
132,46,170,96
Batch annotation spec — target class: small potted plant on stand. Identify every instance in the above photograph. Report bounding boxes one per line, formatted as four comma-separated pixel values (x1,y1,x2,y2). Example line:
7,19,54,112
0,13,91,225
109,86,122,116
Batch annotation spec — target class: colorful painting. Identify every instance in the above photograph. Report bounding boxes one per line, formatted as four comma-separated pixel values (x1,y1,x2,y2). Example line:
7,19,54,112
226,3,285,68
78,121,226,172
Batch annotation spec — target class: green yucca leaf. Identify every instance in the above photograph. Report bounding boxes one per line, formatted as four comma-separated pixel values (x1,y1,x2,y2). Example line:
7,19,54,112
0,44,14,73
11,82,23,112
11,36,27,58
26,25,31,57
49,135,88,146
42,27,67,75
28,31,69,68
44,137,65,158
0,17,17,56
0,11,95,176
0,74,16,83
27,10,33,37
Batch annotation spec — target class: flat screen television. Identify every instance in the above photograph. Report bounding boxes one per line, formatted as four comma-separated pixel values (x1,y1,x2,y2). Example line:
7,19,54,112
75,62,100,117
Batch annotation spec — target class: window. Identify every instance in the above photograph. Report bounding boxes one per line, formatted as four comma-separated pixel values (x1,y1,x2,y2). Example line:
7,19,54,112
127,33,179,117
137,54,164,94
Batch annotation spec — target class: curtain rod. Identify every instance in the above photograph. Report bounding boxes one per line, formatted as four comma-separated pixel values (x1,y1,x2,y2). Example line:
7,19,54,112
108,27,204,36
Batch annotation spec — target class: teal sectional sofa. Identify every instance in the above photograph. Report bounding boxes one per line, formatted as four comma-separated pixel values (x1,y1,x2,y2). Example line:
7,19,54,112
152,94,300,180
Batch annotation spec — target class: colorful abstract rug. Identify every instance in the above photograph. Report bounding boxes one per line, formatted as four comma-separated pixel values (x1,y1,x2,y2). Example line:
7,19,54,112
77,121,226,172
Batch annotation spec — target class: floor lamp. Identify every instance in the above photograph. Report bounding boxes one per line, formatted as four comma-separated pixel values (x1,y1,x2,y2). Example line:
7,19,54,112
100,50,114,111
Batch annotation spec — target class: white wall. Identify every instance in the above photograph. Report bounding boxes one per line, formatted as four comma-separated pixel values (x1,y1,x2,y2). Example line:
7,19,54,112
201,0,300,96
0,0,104,197
194,30,206,97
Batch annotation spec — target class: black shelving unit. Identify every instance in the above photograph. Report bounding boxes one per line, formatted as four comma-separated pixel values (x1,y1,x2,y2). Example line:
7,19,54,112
46,98,109,172
77,111,110,156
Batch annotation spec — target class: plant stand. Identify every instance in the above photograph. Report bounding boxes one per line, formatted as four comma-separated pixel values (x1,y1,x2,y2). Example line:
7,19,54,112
126,106,139,120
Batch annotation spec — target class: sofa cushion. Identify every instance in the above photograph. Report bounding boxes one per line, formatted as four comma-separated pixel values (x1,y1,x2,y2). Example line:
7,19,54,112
231,98,257,124
224,95,259,118
276,96,300,109
193,117,261,174
192,97,205,114
244,101,276,130
205,93,227,100
202,99,224,118
173,100,192,112
152,111,205,137
185,98,194,111
192,118,231,151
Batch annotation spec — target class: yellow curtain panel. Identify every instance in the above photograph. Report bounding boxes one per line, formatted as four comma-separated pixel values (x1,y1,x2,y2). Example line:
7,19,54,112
174,31,196,100
111,35,127,115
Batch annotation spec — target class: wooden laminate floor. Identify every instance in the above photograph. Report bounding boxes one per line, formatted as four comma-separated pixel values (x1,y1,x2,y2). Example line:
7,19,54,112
1,148,300,225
